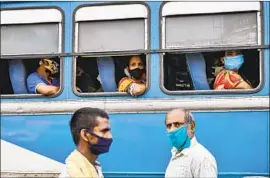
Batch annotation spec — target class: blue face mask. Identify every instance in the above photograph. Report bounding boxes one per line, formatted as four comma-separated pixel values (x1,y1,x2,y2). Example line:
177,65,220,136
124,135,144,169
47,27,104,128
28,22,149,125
224,55,244,70
167,125,190,150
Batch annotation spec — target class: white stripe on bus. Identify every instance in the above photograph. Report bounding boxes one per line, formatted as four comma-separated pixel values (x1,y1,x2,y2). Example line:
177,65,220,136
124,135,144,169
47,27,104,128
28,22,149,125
1,96,269,115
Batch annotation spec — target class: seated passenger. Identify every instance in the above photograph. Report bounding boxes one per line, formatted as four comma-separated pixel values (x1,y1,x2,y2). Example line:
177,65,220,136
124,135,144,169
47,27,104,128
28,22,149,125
76,66,103,93
27,58,60,95
213,51,252,90
118,56,146,96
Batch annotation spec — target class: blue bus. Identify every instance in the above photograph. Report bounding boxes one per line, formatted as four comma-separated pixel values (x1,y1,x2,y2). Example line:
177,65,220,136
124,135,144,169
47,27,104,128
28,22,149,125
1,1,269,177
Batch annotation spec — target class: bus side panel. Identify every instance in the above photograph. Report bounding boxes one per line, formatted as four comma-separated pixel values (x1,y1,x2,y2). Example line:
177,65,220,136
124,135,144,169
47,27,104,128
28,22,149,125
1,111,269,175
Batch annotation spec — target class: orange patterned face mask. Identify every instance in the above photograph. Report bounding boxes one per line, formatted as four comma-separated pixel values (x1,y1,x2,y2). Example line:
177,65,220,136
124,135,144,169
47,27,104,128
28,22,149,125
40,59,59,74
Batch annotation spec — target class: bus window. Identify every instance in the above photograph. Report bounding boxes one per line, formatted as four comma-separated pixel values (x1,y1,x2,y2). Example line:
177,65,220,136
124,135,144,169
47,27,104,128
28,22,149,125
163,50,260,91
0,8,63,97
161,2,263,94
76,55,146,94
73,3,149,97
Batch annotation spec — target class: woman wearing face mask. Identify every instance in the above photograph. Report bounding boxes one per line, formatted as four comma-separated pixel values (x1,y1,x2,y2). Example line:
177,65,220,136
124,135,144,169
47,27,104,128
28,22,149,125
213,51,253,90
118,56,146,96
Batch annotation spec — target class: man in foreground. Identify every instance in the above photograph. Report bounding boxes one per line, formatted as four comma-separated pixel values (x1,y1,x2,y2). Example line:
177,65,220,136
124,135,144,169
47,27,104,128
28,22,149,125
165,108,217,178
59,107,113,178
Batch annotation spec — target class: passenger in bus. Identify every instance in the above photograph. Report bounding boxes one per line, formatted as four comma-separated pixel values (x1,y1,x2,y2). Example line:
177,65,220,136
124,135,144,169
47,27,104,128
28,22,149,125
165,108,217,178
26,58,60,95
118,56,146,96
213,51,253,90
59,107,113,178
76,66,103,93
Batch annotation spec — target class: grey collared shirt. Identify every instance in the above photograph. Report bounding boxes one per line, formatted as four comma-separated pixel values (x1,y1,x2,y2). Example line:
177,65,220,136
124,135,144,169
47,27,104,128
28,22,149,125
165,136,217,178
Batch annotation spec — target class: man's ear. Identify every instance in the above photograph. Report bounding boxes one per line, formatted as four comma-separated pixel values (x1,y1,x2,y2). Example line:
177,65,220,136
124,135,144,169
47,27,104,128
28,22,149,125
80,129,90,142
190,121,195,133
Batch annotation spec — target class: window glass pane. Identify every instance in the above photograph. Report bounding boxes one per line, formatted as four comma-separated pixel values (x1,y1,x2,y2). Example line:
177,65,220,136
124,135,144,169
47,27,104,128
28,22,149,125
1,23,59,55
78,19,145,52
165,12,258,49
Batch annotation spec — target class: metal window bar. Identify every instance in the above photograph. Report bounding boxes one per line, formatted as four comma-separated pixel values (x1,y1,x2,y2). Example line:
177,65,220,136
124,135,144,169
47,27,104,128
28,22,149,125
1,45,269,59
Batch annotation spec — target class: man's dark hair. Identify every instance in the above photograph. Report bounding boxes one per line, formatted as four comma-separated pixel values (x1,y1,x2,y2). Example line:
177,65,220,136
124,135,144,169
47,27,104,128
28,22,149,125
69,107,109,145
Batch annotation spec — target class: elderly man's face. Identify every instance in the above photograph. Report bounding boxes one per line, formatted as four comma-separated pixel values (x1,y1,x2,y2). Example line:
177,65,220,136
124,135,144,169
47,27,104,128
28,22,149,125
165,110,186,133
128,56,144,71
165,110,195,138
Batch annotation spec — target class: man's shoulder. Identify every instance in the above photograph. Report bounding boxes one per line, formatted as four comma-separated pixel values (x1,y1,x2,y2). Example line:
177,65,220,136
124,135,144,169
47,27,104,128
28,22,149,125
27,72,40,80
192,142,216,163
58,157,103,178
27,72,38,77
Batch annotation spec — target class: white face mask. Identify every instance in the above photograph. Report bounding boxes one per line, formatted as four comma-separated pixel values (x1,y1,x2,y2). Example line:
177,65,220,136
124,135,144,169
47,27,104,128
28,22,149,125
212,66,224,76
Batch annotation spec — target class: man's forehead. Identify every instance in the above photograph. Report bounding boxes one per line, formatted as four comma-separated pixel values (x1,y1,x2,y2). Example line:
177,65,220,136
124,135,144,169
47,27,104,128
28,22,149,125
166,110,186,123
95,117,110,129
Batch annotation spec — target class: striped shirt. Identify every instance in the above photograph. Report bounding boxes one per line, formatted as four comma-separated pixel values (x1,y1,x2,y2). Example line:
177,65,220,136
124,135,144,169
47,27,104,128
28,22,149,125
165,136,217,178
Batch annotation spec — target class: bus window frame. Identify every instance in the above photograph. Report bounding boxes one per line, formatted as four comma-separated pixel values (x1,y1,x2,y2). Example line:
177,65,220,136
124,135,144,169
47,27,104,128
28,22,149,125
0,6,65,99
159,1,265,95
72,2,151,97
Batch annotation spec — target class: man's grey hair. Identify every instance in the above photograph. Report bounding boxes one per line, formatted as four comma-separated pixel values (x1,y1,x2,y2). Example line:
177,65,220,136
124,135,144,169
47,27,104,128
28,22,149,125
165,108,196,132
183,109,195,124
165,108,195,124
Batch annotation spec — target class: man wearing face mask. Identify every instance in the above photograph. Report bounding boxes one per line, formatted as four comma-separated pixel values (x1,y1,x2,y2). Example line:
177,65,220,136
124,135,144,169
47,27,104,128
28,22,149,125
59,107,113,178
213,51,252,90
118,56,146,96
165,108,217,178
27,58,60,95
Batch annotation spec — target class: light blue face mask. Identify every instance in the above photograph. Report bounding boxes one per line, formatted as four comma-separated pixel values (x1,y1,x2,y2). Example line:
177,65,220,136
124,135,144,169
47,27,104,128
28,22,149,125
167,125,191,150
224,55,244,70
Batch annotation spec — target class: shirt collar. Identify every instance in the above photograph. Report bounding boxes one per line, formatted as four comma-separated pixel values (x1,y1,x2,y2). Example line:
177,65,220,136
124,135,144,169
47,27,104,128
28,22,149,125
171,136,198,157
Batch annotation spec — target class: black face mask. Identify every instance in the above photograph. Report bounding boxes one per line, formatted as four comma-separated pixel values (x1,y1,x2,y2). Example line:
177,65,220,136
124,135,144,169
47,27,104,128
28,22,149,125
129,68,144,80
88,132,113,155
